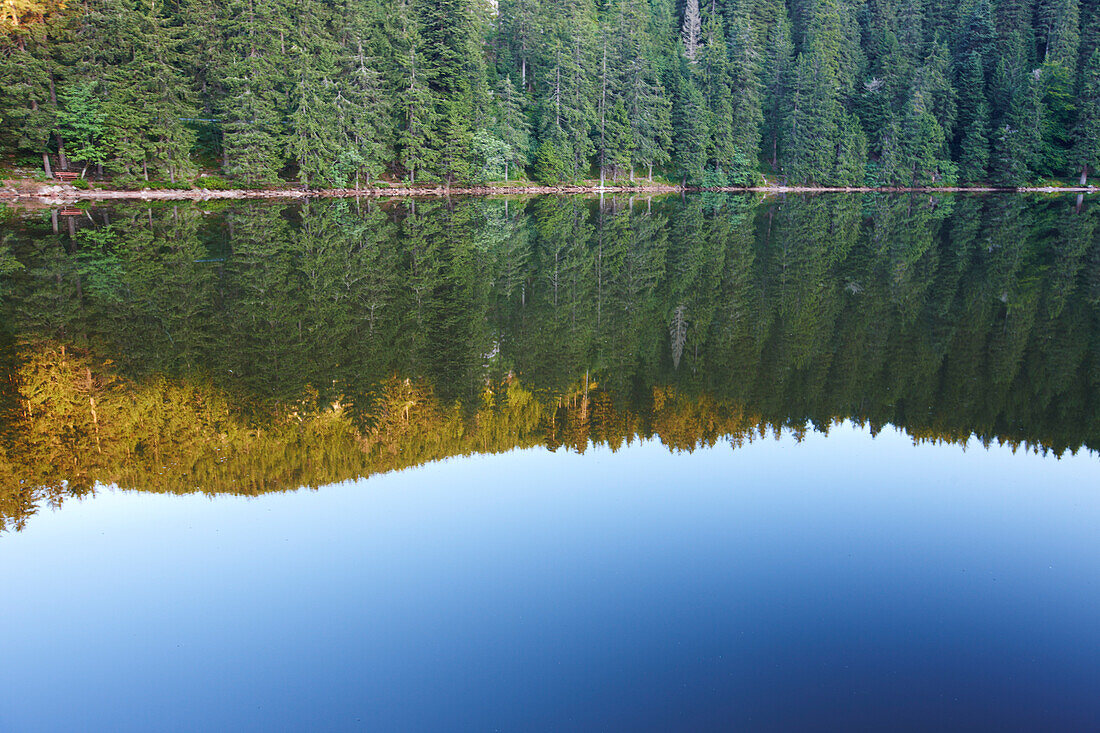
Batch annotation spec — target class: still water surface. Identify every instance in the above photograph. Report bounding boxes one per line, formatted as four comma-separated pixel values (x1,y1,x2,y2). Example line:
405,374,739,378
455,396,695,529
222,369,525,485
2,194,1099,730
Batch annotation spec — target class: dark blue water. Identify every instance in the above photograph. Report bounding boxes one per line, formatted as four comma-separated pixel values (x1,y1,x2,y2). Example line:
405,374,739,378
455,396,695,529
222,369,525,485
3,425,1099,732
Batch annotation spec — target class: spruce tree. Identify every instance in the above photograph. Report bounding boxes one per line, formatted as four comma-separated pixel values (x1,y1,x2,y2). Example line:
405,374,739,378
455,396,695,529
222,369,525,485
760,11,794,169
602,98,633,180
416,0,487,187
494,76,532,180
672,71,707,184
727,13,764,185
698,10,735,180
288,0,345,187
339,33,391,186
1074,48,1100,183
56,82,107,177
219,0,290,185
954,51,988,173
899,89,949,184
393,0,437,184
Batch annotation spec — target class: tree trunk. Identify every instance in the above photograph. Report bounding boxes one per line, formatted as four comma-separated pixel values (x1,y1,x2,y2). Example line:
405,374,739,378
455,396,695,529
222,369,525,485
648,163,653,182
1081,164,1089,187
56,135,68,171
142,160,149,181
42,153,53,178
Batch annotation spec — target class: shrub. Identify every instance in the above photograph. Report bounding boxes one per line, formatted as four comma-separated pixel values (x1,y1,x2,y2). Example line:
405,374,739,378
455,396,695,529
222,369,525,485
700,167,730,188
71,177,90,190
195,175,237,191
144,180,193,190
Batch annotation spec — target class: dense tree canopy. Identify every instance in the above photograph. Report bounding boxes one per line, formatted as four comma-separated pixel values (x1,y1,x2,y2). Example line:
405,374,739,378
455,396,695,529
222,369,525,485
4,0,1100,186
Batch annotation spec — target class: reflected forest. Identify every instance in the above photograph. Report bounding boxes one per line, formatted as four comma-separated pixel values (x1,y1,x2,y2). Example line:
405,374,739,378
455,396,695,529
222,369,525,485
2,193,1099,530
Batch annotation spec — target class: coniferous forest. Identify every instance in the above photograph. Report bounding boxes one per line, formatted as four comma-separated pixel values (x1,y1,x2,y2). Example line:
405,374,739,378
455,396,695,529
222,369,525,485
4,0,1100,188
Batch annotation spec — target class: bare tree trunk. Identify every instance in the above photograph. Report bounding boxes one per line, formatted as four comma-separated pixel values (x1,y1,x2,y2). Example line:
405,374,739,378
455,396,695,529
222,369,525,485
599,39,607,190
1080,164,1089,187
42,152,53,178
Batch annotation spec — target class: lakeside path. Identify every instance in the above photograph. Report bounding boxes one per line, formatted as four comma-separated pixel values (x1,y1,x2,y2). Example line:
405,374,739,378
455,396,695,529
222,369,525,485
3,180,1097,205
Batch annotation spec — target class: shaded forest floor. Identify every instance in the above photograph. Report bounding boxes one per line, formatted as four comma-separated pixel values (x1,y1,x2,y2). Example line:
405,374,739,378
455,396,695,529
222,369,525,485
2,178,1096,205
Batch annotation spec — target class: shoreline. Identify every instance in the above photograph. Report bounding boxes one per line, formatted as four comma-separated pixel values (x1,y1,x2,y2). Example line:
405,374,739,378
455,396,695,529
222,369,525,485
2,179,1096,204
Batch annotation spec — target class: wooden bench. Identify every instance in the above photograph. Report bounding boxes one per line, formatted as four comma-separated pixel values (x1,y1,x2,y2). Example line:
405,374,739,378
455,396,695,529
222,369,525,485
54,171,81,182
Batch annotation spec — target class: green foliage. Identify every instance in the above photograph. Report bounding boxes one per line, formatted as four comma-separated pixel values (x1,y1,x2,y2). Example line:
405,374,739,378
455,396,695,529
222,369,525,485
672,72,707,184
142,180,193,190
0,237,24,299
195,175,237,190
56,82,108,175
1074,49,1100,182
472,128,511,181
532,140,570,183
2,0,1100,187
493,76,531,180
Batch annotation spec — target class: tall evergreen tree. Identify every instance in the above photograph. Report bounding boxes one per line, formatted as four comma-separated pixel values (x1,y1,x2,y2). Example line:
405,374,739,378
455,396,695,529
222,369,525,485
1074,47,1100,182
672,71,707,184
494,76,532,180
219,0,290,184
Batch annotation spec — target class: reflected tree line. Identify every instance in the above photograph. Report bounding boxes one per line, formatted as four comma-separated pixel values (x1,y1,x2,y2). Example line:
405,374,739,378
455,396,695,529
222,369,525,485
1,192,1099,530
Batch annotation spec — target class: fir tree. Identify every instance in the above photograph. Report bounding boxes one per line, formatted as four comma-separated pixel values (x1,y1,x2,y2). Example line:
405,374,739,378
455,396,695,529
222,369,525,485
219,0,289,185
1074,48,1100,183
494,76,532,180
727,13,764,185
672,71,707,184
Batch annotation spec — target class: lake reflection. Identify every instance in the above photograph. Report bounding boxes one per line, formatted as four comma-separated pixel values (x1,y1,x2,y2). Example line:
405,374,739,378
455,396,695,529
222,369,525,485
2,194,1100,730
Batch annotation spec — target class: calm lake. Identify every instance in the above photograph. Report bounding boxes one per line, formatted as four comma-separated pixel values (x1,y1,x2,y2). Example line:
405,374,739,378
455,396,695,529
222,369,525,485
2,193,1099,731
